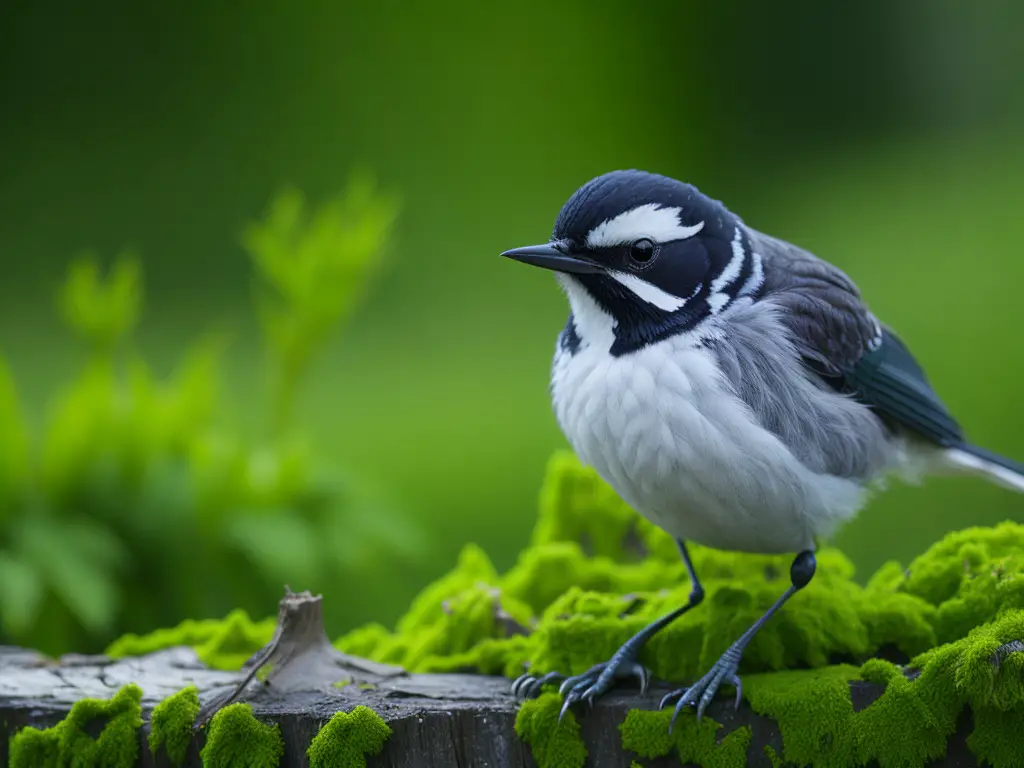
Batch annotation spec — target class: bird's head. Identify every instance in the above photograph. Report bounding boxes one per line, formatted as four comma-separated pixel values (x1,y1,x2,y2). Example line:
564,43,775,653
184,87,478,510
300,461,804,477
502,170,763,355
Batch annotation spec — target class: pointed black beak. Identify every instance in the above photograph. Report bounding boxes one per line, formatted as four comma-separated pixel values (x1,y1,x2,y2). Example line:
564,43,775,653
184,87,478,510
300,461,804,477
500,242,603,275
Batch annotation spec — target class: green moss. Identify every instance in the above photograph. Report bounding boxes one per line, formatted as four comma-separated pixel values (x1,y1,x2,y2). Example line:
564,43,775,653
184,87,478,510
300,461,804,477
736,609,1024,767
514,692,587,768
105,616,231,657
199,702,283,768
620,708,750,767
96,452,1024,766
744,666,864,767
306,705,391,768
763,745,785,768
194,609,276,670
896,521,1024,643
105,608,276,671
148,685,201,766
531,451,676,563
332,621,391,659
966,706,1024,768
8,683,143,768
7,725,59,768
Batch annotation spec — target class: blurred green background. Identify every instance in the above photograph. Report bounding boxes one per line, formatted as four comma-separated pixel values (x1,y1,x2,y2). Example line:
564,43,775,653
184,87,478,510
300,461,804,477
2,1,1023,655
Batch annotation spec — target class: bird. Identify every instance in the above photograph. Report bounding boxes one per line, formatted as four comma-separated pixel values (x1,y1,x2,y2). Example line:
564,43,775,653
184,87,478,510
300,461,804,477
500,169,1024,729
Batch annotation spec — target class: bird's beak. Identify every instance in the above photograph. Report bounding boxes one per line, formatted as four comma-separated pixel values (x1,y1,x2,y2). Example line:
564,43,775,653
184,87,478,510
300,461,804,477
500,242,603,275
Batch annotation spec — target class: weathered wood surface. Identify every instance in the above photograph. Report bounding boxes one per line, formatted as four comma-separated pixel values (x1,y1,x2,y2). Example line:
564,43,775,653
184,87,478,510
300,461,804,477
0,644,981,768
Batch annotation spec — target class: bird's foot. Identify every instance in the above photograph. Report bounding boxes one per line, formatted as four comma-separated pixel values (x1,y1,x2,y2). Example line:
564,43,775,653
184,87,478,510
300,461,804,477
512,654,650,722
658,646,743,731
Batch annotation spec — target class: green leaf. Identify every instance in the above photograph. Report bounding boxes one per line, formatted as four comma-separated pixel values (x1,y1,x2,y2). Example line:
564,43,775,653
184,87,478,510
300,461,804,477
185,431,248,523
13,515,125,634
0,551,45,636
57,252,143,352
41,360,118,494
242,175,400,434
163,332,229,437
0,355,30,511
223,511,321,587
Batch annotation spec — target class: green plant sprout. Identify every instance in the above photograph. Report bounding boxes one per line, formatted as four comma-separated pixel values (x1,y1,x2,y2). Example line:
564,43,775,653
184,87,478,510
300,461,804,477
56,252,143,357
0,174,417,656
243,174,400,436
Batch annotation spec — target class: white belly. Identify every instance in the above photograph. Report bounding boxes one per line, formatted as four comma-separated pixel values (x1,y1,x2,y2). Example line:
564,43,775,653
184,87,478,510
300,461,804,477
550,335,866,554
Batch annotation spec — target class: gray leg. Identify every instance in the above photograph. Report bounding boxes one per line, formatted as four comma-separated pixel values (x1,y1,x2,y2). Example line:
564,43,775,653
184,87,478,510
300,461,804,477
659,549,817,729
512,539,705,722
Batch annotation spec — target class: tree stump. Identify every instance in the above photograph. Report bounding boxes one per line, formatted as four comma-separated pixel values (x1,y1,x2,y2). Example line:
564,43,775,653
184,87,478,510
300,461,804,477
0,590,995,766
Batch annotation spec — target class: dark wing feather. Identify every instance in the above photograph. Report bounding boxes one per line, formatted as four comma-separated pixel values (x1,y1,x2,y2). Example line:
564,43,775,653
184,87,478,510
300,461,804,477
747,228,964,447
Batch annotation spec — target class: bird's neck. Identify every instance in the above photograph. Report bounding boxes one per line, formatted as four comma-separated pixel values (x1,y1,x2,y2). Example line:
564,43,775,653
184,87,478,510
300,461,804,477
557,273,710,357
557,274,617,353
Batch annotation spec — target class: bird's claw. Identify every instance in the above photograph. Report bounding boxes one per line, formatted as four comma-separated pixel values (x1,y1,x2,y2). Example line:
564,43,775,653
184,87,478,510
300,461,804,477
511,670,567,699
511,657,650,723
658,654,743,732
555,658,649,722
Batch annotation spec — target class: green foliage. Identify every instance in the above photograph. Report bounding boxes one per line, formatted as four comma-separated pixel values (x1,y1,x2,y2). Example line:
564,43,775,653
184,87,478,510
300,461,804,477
514,692,587,768
306,705,391,768
243,177,400,435
148,685,201,766
199,702,284,768
0,177,422,655
7,683,143,768
56,253,143,356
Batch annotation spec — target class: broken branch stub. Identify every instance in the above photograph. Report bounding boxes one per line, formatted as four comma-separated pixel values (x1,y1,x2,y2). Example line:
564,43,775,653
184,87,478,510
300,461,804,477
196,587,406,725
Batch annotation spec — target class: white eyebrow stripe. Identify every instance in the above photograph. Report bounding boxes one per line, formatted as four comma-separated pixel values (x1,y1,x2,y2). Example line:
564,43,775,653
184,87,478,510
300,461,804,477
585,203,704,248
608,271,689,312
707,227,747,314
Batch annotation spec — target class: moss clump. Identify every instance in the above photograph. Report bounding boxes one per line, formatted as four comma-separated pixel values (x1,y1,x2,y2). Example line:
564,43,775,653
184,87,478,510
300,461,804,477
734,609,1024,768
530,450,679,564
895,523,1024,645
199,702,284,768
8,683,143,768
106,608,276,670
514,692,587,768
148,685,201,766
620,707,750,768
306,705,391,768
967,706,1024,768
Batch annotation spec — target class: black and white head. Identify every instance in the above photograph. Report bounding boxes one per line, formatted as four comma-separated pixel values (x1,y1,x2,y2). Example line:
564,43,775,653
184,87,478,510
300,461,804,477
502,170,764,356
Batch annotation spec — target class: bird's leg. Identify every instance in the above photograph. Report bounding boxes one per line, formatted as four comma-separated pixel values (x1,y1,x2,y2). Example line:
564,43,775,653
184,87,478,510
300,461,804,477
659,549,817,730
512,539,705,721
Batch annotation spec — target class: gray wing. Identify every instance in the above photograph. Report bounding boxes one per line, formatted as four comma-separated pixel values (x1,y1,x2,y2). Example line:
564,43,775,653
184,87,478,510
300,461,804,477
746,228,965,447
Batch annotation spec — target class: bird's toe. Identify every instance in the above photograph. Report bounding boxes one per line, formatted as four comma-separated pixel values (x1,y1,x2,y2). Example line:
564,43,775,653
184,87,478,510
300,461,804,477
511,670,567,699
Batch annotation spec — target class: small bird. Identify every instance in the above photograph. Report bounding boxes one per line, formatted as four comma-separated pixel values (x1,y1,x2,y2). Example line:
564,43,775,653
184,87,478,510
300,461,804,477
501,169,1024,727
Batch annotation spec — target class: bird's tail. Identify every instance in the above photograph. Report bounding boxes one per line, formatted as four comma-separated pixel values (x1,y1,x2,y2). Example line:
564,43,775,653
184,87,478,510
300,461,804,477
943,444,1024,494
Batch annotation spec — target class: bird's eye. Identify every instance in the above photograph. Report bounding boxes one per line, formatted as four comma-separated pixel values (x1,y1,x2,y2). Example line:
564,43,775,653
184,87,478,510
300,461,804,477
627,237,658,266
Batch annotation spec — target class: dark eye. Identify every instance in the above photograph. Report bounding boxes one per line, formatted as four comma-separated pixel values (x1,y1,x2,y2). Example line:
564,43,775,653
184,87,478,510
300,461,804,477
627,237,658,266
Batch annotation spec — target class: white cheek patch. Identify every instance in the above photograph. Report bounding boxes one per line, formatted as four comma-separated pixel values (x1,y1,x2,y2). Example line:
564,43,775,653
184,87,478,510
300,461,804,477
585,204,704,248
608,271,690,312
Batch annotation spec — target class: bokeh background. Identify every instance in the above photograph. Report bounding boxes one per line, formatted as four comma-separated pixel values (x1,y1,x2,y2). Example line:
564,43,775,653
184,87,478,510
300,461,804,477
2,1,1023,656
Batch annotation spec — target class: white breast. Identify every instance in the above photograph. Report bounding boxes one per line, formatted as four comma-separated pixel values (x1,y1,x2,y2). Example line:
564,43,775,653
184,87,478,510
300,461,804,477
549,307,867,555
